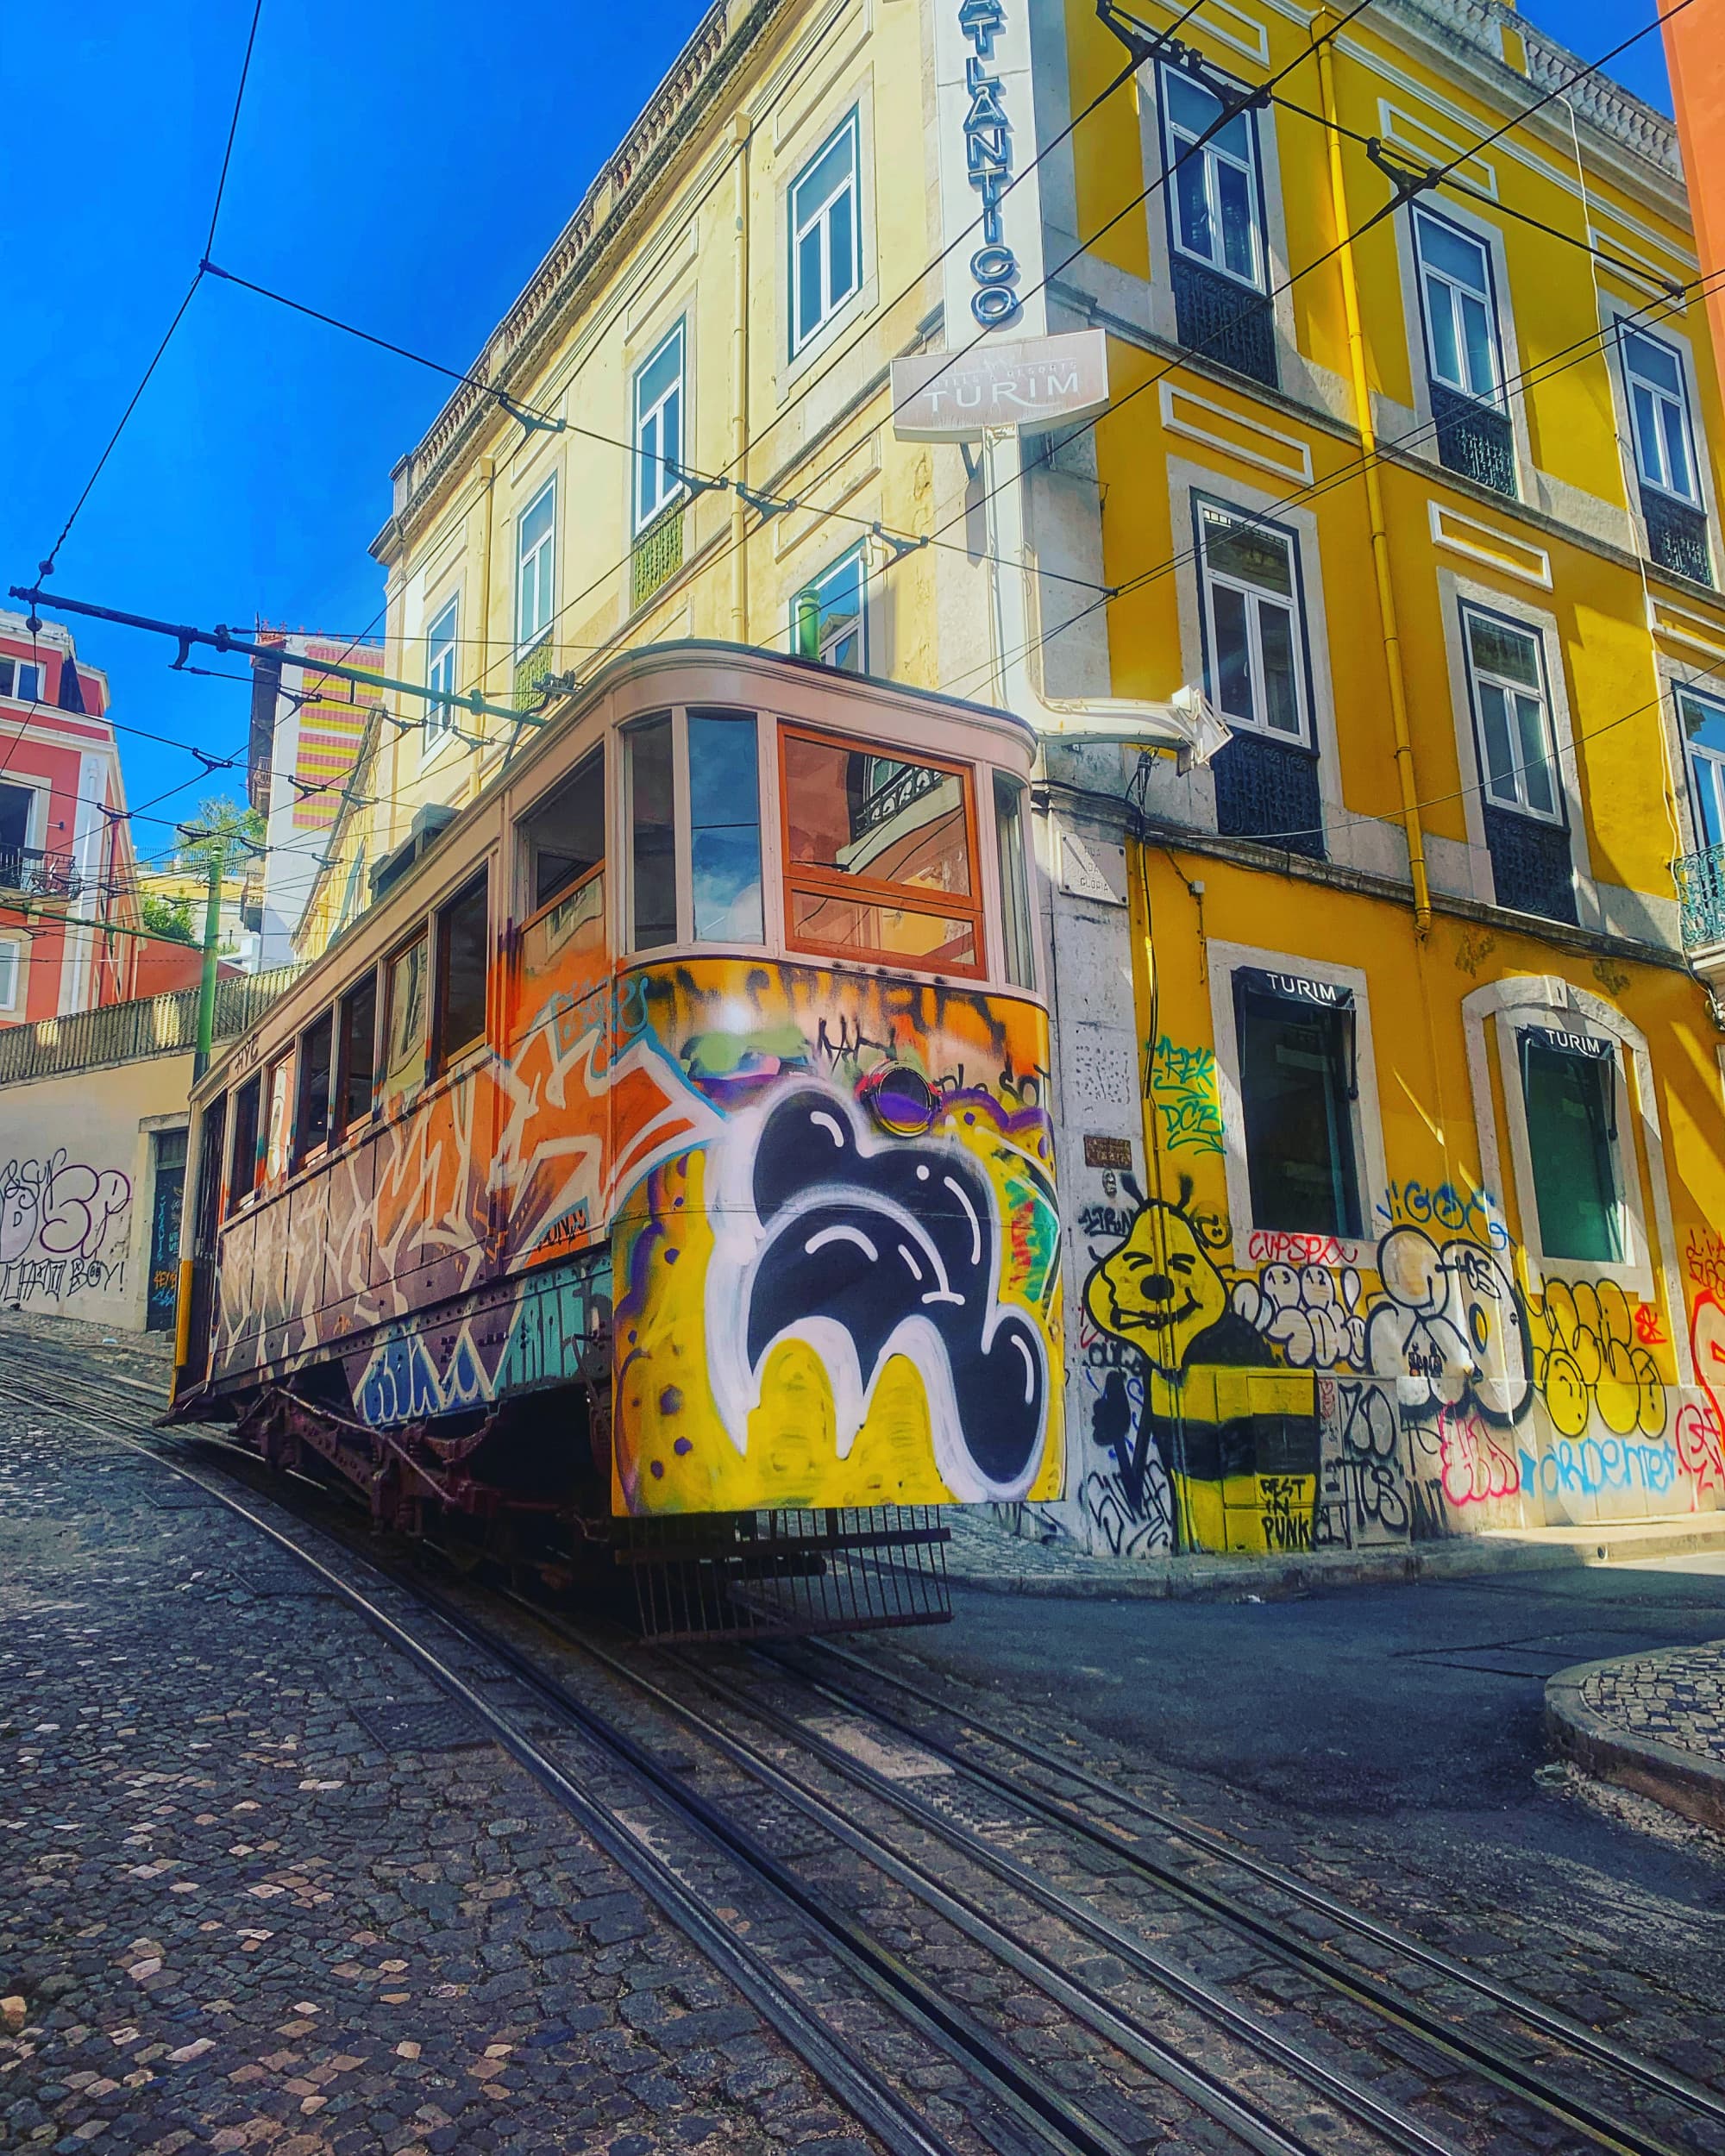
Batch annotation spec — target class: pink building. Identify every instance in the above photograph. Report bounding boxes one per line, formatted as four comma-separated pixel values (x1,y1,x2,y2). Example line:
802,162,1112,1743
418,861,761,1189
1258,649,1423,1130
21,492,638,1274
0,608,150,1025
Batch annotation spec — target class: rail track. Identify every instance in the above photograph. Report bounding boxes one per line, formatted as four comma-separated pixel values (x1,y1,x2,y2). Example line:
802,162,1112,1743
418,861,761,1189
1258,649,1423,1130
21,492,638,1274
2,1332,1721,2156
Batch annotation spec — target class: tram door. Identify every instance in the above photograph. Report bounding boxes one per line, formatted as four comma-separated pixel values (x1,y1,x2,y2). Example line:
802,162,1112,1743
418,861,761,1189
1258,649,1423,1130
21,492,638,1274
146,1128,189,1332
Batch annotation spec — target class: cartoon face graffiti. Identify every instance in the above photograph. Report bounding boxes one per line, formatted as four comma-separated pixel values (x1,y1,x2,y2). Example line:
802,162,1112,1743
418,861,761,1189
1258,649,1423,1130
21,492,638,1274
1084,1195,1230,1379
704,1085,1054,1501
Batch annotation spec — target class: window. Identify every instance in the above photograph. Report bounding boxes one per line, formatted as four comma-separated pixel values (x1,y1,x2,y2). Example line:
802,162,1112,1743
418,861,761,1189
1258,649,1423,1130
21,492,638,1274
435,874,490,1068
1624,330,1697,503
1161,66,1264,288
1462,609,1559,821
0,659,43,705
227,1075,261,1216
383,933,430,1106
1681,687,1725,852
994,774,1035,991
791,112,861,351
523,746,605,913
794,546,866,671
628,718,677,949
426,598,459,738
781,729,982,972
1233,969,1361,1240
633,327,685,532
336,972,378,1135
517,482,555,650
265,1056,292,1183
1520,1029,1622,1263
1196,501,1308,742
0,937,19,1012
294,1010,334,1167
688,712,762,940
1414,211,1502,404
0,781,31,856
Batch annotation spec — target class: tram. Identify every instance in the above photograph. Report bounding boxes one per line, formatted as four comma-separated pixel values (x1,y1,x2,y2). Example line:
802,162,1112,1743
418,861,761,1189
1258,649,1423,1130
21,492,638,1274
169,644,1063,1637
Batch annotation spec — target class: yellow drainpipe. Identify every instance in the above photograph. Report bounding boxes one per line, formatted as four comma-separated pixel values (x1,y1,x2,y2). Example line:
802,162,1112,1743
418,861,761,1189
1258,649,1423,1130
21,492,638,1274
1316,21,1431,936
730,113,752,644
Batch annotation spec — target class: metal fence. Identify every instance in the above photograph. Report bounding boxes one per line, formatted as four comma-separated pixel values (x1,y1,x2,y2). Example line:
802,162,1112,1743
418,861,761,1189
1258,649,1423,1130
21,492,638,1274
1678,841,1725,955
0,964,302,1087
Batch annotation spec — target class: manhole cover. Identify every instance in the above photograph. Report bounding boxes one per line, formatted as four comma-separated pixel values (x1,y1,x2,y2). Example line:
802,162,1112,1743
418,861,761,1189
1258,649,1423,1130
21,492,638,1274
351,1698,490,1754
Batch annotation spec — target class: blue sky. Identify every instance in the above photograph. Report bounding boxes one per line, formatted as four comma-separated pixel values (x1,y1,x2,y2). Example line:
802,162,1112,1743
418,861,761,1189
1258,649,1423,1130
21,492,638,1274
0,0,1673,856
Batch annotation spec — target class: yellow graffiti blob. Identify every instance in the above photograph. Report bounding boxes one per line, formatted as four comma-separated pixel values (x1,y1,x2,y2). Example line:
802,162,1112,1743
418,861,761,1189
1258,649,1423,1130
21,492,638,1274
1529,1279,1665,1439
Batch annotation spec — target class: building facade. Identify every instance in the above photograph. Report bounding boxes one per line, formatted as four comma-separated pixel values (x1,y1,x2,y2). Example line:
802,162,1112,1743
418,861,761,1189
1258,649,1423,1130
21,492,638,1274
303,0,1725,1554
0,608,148,1027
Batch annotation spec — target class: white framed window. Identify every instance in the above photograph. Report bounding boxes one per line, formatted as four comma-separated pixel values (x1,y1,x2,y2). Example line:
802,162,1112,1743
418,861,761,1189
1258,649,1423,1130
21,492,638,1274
1160,66,1264,290
425,597,459,741
793,544,866,672
0,658,43,705
0,938,20,1012
1414,210,1503,404
1678,685,1725,851
516,482,555,651
790,111,862,353
1460,605,1560,824
633,325,686,532
1195,498,1309,743
1623,329,1699,505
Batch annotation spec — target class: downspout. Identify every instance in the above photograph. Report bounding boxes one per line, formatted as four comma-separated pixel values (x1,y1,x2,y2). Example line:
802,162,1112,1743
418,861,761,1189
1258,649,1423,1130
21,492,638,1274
1315,20,1431,937
730,112,752,645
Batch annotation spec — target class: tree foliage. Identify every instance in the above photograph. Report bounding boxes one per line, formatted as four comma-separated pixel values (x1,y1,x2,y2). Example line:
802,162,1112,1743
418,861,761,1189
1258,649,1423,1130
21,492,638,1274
141,891,198,944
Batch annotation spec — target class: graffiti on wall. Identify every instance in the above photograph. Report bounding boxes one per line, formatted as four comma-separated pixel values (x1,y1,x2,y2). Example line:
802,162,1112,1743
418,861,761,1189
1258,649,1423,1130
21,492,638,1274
1147,1037,1225,1156
0,1152,132,1307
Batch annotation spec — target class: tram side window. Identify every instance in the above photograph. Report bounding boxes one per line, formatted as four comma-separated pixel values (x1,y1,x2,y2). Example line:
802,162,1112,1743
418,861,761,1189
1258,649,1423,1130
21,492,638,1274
688,711,762,940
336,971,378,1136
524,746,605,912
227,1075,261,1216
629,718,677,949
436,872,490,1069
383,932,430,1106
994,774,1035,990
781,728,982,973
294,1010,334,1167
264,1056,292,1182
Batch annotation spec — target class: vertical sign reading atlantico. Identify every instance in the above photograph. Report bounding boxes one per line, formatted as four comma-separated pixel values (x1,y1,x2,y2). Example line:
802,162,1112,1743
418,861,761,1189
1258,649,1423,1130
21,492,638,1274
957,0,1019,326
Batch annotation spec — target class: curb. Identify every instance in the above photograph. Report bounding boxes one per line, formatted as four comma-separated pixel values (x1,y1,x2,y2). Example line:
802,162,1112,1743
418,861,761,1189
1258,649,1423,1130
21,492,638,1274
945,1517,1725,1603
1545,1644,1725,1836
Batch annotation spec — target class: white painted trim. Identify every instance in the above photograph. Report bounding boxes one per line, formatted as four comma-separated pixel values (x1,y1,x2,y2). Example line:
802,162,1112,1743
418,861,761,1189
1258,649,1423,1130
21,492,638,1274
1427,498,1552,588
1376,98,1497,197
1647,590,1725,663
1459,978,1683,1363
1158,380,1313,484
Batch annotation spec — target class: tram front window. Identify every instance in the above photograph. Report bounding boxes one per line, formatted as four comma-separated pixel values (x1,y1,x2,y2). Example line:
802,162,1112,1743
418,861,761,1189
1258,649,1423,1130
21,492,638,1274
688,711,762,940
781,728,982,973
628,718,677,949
524,746,605,912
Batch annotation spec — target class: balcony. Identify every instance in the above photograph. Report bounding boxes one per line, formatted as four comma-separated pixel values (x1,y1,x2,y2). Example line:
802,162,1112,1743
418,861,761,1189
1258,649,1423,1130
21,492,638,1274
1170,255,1277,390
1678,841,1725,971
1642,489,1713,588
630,505,685,612
0,845,80,900
1429,383,1517,499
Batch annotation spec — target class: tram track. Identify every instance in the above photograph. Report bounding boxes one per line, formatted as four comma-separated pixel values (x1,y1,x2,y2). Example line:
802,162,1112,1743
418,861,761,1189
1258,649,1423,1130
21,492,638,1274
2,1338,1721,2156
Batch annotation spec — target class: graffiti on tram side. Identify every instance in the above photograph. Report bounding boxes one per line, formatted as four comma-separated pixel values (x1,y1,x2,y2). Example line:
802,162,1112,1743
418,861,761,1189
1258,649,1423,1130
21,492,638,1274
0,1153,132,1310
210,943,1063,1518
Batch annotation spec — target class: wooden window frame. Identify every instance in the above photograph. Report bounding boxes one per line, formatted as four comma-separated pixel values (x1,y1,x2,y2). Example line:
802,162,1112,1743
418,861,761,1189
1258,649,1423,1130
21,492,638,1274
778,722,986,979
292,1006,336,1171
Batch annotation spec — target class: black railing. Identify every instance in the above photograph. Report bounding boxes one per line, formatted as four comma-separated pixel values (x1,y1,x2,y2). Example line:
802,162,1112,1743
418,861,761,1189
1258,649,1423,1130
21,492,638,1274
1212,729,1325,861
1430,383,1517,498
1170,254,1277,389
1642,489,1713,587
1677,839,1725,952
1484,805,1576,924
0,845,80,899
0,964,302,1082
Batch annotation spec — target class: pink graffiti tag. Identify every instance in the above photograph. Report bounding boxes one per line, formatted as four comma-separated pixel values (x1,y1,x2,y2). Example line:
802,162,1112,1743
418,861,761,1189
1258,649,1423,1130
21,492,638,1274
1675,1403,1725,1502
1437,1410,1521,1506
1245,1228,1352,1269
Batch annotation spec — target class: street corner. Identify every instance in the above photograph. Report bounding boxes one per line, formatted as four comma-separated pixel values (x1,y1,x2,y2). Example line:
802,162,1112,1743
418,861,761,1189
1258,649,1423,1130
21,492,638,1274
1546,1638,1725,1839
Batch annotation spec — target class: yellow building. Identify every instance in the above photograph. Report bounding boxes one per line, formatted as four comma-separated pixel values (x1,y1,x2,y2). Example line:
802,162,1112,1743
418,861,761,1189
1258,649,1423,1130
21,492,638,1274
304,0,1725,1556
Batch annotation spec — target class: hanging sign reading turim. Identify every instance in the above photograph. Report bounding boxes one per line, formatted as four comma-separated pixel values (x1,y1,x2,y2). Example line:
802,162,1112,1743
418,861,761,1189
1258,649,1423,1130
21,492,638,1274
891,329,1110,441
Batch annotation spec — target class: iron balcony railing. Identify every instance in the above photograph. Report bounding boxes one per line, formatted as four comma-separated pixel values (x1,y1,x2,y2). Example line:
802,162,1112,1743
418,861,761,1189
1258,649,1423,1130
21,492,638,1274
0,964,302,1083
1678,840,1725,954
0,844,81,899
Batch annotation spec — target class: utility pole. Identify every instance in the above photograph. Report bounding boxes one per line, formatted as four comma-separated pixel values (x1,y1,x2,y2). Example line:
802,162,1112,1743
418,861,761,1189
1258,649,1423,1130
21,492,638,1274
193,843,223,1081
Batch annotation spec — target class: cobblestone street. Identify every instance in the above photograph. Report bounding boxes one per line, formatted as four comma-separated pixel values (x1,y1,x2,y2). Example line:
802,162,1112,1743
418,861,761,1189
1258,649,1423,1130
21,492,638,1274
0,1375,867,2156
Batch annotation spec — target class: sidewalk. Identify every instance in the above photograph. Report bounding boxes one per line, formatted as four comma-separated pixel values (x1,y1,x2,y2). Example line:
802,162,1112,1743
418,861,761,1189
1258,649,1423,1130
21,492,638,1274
1546,1640,1725,1834
944,1505,1725,1601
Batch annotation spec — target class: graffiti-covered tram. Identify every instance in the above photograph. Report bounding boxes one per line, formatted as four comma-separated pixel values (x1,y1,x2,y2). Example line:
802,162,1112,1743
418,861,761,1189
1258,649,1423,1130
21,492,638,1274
170,644,1063,1636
